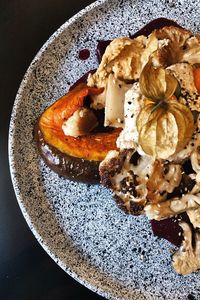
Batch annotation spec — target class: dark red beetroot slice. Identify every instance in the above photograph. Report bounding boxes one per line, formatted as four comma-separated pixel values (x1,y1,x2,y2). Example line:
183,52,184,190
151,213,190,247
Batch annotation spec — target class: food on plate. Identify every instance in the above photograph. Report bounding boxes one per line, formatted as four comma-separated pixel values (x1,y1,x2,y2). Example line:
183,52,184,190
35,84,120,183
35,18,200,275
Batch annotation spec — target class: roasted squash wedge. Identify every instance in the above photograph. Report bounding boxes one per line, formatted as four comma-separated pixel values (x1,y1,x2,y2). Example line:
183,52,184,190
35,84,120,183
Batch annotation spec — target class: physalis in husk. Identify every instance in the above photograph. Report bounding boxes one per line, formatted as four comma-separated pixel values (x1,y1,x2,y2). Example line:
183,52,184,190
137,59,195,159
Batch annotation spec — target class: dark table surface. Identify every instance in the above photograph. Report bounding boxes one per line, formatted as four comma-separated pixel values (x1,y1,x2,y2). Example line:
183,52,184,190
0,1,104,299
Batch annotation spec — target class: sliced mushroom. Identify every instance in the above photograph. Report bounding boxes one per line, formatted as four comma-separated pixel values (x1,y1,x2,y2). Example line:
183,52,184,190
116,82,144,151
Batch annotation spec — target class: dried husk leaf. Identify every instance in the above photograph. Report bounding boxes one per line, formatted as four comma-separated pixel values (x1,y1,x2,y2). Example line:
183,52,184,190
137,26,195,159
139,60,166,101
139,60,178,101
170,100,195,151
156,111,179,158
137,104,163,158
136,101,155,133
138,114,157,157
165,73,179,99
167,105,187,150
137,99,195,159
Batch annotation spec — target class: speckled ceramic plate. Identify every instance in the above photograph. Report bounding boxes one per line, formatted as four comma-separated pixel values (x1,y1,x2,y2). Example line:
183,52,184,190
9,0,200,299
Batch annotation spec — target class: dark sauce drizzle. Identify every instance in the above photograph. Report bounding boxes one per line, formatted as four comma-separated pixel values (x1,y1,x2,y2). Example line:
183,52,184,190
79,48,90,60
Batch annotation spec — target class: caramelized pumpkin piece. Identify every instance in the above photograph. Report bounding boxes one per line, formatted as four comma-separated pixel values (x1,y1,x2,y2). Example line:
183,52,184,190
38,84,120,161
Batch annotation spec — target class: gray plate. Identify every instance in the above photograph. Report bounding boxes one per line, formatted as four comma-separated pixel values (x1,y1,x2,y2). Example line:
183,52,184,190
9,0,200,299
